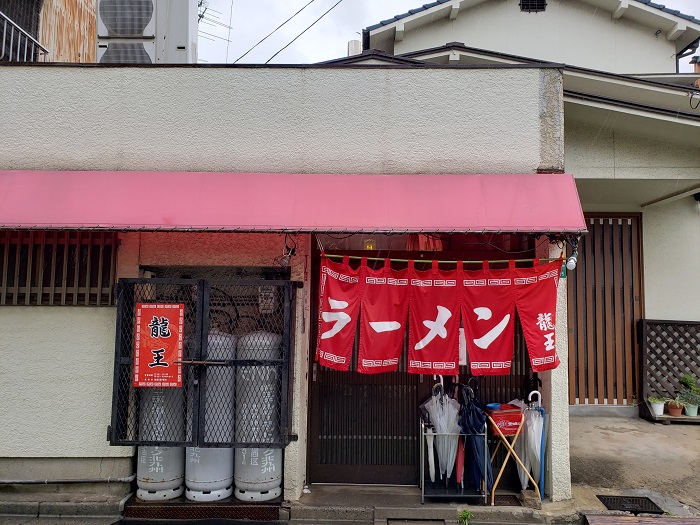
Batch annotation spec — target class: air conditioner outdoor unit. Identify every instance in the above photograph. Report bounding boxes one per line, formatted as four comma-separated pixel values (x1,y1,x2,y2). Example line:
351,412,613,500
96,0,197,64
97,0,157,39
97,41,156,63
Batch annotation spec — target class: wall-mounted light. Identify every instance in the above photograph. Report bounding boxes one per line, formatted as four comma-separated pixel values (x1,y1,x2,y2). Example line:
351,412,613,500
566,251,578,271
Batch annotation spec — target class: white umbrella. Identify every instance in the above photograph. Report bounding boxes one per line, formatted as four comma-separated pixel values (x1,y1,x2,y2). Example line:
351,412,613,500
508,398,531,490
425,427,436,482
525,392,545,486
507,395,546,493
525,409,543,484
428,391,460,480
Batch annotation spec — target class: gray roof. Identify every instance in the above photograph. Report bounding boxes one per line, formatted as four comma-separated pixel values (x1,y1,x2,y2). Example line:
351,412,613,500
365,0,452,31
634,0,699,24
364,0,699,32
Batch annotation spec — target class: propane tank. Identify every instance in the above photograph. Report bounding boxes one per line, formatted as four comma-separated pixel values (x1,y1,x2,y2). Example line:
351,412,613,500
185,447,234,501
136,446,185,500
234,331,283,501
137,388,185,500
185,328,237,502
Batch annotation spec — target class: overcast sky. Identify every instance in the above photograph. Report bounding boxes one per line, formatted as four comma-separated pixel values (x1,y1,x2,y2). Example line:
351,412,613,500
197,0,700,71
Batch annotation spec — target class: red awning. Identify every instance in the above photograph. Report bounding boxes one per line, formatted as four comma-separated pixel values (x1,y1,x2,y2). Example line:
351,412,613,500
0,171,586,234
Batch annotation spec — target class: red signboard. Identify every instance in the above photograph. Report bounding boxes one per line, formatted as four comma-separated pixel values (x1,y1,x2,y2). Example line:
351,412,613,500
317,257,563,376
133,303,185,388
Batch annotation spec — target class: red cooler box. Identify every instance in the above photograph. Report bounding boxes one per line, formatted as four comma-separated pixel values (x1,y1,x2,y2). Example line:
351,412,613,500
486,403,523,436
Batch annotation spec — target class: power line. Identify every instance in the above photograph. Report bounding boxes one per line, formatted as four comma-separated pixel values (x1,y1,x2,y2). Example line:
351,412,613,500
233,0,319,64
265,0,345,64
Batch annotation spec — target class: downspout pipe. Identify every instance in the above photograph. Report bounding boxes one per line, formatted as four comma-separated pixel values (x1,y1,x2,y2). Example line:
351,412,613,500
0,474,135,484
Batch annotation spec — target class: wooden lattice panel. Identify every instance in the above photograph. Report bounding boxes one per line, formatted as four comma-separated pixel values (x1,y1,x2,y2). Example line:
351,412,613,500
640,320,700,399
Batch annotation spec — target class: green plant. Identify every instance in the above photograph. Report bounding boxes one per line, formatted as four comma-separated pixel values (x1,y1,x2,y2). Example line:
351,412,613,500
458,509,474,525
679,374,700,394
679,388,700,406
668,395,685,408
647,396,666,403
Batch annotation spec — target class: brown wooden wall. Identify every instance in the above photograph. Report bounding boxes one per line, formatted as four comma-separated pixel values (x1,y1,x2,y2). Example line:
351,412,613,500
567,216,643,405
38,0,96,62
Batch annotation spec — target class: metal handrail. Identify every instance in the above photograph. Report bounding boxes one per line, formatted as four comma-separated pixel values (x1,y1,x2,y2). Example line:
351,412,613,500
0,9,49,62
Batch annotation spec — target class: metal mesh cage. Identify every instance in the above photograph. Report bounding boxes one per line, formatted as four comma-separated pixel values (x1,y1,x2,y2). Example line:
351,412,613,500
110,280,201,446
110,278,295,448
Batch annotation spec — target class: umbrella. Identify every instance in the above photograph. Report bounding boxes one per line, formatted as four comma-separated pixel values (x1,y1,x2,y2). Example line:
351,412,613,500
455,436,465,486
421,383,460,480
458,386,493,493
425,427,436,482
508,398,531,490
526,390,546,499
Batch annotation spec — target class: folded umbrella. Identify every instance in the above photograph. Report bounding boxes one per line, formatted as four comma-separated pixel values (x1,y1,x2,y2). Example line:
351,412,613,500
422,384,460,480
458,393,493,492
508,398,531,490
455,436,465,486
425,427,436,483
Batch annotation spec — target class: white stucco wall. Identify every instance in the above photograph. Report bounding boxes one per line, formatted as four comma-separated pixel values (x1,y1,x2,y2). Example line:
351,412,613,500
0,307,132,457
566,120,700,183
391,0,676,74
643,197,700,321
0,65,552,175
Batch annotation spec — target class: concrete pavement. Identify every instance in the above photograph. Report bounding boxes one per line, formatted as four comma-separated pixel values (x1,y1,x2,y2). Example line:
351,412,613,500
1,415,697,524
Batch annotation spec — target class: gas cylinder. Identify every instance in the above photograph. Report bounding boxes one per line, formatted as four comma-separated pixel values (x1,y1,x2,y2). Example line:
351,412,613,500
136,446,185,500
233,331,283,501
138,387,185,500
185,328,237,501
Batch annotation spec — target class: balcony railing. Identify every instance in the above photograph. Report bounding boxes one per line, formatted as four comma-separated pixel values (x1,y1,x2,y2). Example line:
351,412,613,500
1,9,48,62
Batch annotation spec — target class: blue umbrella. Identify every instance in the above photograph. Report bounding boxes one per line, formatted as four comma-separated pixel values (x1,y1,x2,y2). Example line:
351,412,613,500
458,387,493,493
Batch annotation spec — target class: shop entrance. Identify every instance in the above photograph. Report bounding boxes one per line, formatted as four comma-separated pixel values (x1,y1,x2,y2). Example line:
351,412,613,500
307,236,538,486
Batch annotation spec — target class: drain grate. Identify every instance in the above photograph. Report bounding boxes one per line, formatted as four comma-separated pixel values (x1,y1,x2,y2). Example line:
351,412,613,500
596,495,664,515
493,494,522,506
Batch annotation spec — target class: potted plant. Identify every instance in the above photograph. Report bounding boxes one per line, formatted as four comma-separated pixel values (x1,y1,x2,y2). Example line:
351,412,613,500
680,389,700,417
647,396,666,417
667,396,685,417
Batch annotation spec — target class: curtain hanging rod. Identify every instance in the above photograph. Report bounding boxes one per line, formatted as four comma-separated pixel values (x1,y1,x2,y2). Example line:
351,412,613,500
322,253,562,265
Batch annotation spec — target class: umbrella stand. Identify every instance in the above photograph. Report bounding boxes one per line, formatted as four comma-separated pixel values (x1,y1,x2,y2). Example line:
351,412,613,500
486,412,541,505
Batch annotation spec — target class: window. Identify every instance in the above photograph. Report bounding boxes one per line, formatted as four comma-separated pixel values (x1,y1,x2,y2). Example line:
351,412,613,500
0,230,117,306
520,0,547,12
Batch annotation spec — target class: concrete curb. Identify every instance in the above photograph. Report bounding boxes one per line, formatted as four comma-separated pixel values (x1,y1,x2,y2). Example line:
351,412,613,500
288,501,584,525
0,501,39,517
0,500,120,518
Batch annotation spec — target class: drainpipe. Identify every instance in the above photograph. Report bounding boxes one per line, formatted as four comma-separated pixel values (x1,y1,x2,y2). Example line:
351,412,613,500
691,56,700,89
0,474,136,484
